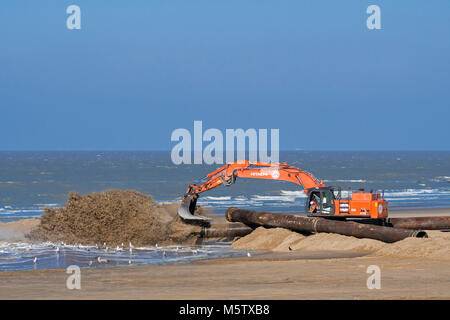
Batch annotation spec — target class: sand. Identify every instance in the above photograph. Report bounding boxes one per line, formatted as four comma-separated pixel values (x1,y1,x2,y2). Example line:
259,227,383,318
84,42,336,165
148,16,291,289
1,249,449,299
26,190,203,246
232,227,450,261
1,205,449,299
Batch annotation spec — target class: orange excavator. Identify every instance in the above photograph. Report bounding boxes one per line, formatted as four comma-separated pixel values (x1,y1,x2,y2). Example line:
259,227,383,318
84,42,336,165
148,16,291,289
178,161,388,224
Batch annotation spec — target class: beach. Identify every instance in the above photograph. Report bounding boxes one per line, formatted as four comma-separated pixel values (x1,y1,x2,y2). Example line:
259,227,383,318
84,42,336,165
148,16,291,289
1,208,449,300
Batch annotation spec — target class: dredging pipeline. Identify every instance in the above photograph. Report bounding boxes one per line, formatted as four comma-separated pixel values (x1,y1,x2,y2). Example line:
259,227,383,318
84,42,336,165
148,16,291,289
225,208,428,243
388,216,450,230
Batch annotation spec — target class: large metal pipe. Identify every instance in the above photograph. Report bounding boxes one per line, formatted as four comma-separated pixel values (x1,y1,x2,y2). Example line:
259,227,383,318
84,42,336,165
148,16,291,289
201,224,253,239
226,208,428,243
388,216,450,230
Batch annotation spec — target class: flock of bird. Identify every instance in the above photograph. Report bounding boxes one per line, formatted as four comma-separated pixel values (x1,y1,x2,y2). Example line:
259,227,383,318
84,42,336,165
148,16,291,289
30,241,218,268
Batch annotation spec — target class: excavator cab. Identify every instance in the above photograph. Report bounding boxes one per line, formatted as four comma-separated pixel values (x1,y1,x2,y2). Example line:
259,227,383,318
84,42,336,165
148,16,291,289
305,187,340,217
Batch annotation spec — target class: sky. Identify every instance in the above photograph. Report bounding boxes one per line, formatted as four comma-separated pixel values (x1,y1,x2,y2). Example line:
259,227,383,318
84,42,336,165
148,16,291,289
0,1,449,151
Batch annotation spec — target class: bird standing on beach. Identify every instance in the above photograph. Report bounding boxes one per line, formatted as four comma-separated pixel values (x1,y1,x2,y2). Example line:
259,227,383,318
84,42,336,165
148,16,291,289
97,256,108,263
55,247,60,254
88,261,93,266
247,252,251,257
33,257,37,264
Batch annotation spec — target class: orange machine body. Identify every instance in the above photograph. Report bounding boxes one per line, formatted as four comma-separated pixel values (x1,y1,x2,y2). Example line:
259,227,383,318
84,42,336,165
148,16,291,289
333,190,388,219
182,161,388,220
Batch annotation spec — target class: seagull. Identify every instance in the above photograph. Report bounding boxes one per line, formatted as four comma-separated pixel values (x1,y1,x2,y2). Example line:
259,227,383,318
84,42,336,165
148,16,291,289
102,242,107,249
247,252,251,257
88,261,93,266
97,256,108,263
155,244,158,249
129,242,134,249
121,243,124,249
128,260,132,265
55,247,60,253
192,249,198,254
33,257,37,264
162,251,166,257
175,246,179,252
129,247,133,254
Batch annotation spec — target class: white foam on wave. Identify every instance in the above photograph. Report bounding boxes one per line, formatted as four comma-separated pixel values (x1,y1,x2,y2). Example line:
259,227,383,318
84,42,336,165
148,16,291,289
432,176,450,182
35,203,60,208
251,195,298,202
280,190,307,198
202,196,232,201
0,208,41,215
323,179,368,183
383,188,450,198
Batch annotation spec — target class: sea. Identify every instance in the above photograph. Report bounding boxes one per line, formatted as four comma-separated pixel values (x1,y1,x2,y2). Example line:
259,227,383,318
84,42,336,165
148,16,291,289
1,151,449,271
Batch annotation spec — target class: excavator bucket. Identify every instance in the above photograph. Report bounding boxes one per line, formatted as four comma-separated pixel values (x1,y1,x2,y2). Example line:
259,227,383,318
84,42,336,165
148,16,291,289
177,194,211,225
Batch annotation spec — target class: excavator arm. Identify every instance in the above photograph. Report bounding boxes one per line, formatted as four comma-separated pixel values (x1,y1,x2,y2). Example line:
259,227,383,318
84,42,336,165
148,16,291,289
178,161,326,223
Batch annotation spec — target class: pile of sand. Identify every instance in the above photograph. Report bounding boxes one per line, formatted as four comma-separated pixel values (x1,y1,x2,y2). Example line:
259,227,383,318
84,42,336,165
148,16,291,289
369,230,450,260
233,227,450,260
232,227,306,251
27,190,203,247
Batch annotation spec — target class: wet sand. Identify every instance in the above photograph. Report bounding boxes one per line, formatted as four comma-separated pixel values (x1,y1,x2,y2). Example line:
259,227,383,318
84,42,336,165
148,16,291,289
0,253,449,299
0,207,449,299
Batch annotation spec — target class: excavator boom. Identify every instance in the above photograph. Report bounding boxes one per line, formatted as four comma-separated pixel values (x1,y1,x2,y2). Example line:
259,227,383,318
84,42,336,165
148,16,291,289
178,161,325,223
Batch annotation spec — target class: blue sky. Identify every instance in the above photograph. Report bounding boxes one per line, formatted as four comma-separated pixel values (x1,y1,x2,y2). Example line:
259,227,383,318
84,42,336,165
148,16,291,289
0,1,449,150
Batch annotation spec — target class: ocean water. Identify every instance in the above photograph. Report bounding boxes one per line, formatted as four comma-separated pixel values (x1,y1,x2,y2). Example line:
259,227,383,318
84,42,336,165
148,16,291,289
0,151,449,222
1,151,449,271
0,241,245,271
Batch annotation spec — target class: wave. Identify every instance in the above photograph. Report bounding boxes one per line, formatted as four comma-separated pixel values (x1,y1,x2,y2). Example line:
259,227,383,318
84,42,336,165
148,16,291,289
383,188,450,198
202,196,232,200
431,176,450,182
280,190,306,198
251,195,298,202
323,179,368,183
